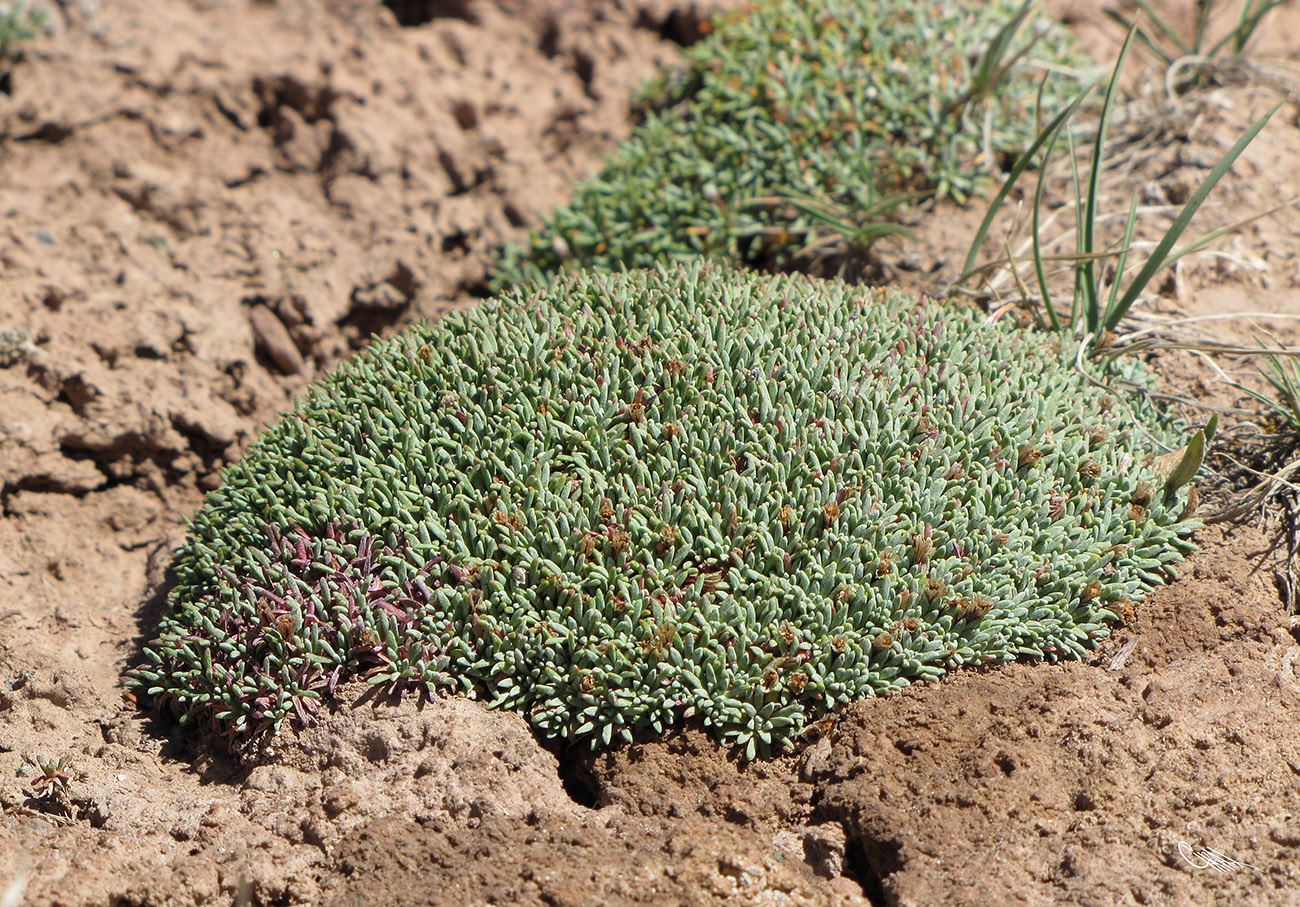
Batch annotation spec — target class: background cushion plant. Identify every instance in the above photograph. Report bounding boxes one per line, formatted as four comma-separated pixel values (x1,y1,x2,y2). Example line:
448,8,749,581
0,1,46,76
134,263,1201,758
494,0,1089,285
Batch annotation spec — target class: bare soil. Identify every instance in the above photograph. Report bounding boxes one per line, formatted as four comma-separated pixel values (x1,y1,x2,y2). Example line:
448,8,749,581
2,2,1300,905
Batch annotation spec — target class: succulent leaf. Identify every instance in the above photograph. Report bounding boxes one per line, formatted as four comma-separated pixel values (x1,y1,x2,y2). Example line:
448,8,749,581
134,264,1199,755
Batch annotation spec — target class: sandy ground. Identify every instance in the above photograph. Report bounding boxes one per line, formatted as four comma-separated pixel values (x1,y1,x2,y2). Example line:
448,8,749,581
2,1,1300,905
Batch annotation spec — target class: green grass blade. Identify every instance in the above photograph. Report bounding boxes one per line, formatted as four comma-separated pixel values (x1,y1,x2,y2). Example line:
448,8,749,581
1031,115,1069,331
1231,372,1300,432
1239,0,1289,53
1190,0,1214,54
1279,365,1300,429
961,0,1035,111
1154,196,1300,272
846,222,919,249
1208,0,1293,57
1101,9,1175,67
1082,25,1137,333
1157,222,1250,271
1031,167,1056,331
1130,0,1193,56
1102,193,1141,333
741,192,919,258
958,90,1092,284
1262,350,1300,424
1106,101,1284,331
1068,128,1085,328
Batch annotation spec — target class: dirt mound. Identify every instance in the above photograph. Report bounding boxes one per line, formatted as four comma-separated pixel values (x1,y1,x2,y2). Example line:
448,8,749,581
812,524,1300,907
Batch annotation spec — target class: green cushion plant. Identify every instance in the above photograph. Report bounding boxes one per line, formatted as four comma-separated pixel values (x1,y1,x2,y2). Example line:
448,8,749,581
495,0,1088,285
134,264,1199,758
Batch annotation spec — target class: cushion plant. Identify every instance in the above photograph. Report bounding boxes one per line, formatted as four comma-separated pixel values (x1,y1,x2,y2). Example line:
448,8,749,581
495,0,1088,285
134,264,1199,758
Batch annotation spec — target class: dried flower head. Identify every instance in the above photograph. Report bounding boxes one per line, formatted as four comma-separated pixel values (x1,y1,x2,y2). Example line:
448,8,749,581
912,528,934,563
1018,444,1044,470
923,575,947,601
1084,424,1111,447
